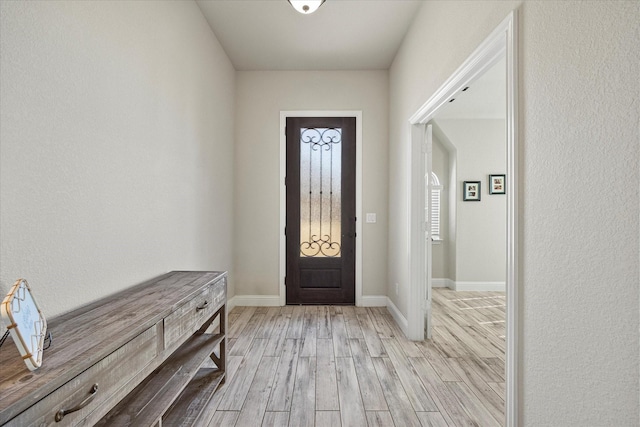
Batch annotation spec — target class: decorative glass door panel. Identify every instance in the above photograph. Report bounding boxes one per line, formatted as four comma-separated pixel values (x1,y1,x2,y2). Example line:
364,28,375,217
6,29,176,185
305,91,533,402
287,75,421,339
300,127,342,258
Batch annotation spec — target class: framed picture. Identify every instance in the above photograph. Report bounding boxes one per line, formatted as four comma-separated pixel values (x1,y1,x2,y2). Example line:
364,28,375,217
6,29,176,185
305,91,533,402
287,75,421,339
463,181,481,201
489,174,506,194
1,279,47,371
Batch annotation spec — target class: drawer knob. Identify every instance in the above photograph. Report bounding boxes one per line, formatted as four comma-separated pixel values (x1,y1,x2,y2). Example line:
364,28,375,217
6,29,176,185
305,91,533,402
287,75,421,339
55,383,98,422
196,301,209,311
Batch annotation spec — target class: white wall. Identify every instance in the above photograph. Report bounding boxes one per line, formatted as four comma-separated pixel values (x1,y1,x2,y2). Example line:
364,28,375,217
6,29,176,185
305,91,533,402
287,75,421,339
389,1,639,425
0,1,236,317
234,71,389,298
437,119,506,285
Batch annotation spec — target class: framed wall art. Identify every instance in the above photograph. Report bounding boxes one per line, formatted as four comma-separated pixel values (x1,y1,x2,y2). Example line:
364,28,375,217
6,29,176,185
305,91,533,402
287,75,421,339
463,181,481,201
489,174,506,194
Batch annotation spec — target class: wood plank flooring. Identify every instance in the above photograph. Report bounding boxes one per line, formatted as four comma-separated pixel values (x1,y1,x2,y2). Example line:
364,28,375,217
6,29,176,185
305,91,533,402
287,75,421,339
203,289,505,426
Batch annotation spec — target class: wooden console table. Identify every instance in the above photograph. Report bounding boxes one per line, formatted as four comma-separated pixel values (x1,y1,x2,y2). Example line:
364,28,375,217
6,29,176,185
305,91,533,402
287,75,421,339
0,271,227,426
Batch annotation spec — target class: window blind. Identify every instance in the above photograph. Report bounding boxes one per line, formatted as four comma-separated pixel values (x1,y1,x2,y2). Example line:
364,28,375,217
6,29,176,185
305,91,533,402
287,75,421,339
431,189,441,238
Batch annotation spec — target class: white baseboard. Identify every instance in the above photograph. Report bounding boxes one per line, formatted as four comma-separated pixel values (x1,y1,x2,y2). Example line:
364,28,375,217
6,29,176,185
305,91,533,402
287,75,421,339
386,297,409,336
432,278,455,288
228,295,281,310
453,281,506,291
430,279,505,291
360,295,388,307
229,295,392,308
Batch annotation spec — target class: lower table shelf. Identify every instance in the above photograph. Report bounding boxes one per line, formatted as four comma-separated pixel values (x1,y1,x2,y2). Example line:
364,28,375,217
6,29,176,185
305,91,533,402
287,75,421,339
163,368,224,426
96,329,225,426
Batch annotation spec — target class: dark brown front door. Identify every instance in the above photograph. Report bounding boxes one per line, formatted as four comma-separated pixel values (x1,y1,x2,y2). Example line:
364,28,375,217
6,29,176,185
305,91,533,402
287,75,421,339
286,117,356,305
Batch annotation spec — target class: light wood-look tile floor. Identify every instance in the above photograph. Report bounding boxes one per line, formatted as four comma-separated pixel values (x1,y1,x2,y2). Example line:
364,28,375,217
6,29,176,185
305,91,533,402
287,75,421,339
203,289,505,426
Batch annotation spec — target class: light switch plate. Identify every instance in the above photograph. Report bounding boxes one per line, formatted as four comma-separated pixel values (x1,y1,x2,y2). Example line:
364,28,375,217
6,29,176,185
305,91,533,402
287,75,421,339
365,213,377,223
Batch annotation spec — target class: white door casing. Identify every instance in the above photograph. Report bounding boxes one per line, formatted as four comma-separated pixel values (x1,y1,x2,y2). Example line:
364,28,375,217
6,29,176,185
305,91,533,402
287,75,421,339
424,124,433,340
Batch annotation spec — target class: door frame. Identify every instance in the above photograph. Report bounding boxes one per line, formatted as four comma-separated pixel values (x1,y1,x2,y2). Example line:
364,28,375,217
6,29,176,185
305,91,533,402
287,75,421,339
279,111,363,306
407,11,518,426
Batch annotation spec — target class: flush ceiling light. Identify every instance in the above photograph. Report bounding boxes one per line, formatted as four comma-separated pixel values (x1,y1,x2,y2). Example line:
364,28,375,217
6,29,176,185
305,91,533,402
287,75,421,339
288,0,325,14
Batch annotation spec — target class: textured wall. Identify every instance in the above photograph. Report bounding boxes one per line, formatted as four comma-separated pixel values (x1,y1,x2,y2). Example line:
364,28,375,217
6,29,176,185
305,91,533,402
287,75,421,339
519,2,639,424
389,0,639,424
0,1,236,317
234,71,389,297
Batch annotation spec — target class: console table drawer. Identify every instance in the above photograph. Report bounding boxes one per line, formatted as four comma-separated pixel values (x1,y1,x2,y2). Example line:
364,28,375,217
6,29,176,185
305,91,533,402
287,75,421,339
164,279,225,351
10,327,158,427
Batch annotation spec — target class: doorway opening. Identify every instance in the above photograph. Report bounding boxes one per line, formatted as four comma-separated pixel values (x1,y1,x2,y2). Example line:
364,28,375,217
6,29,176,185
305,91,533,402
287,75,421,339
407,11,518,426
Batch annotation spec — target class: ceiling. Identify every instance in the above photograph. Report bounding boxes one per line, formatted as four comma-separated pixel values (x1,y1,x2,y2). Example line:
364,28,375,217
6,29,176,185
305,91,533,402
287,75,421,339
195,0,504,119
196,0,424,71
434,57,506,120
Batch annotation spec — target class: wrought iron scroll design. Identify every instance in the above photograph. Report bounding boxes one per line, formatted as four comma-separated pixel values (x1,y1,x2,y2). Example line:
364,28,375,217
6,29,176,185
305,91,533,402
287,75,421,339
300,127,342,257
